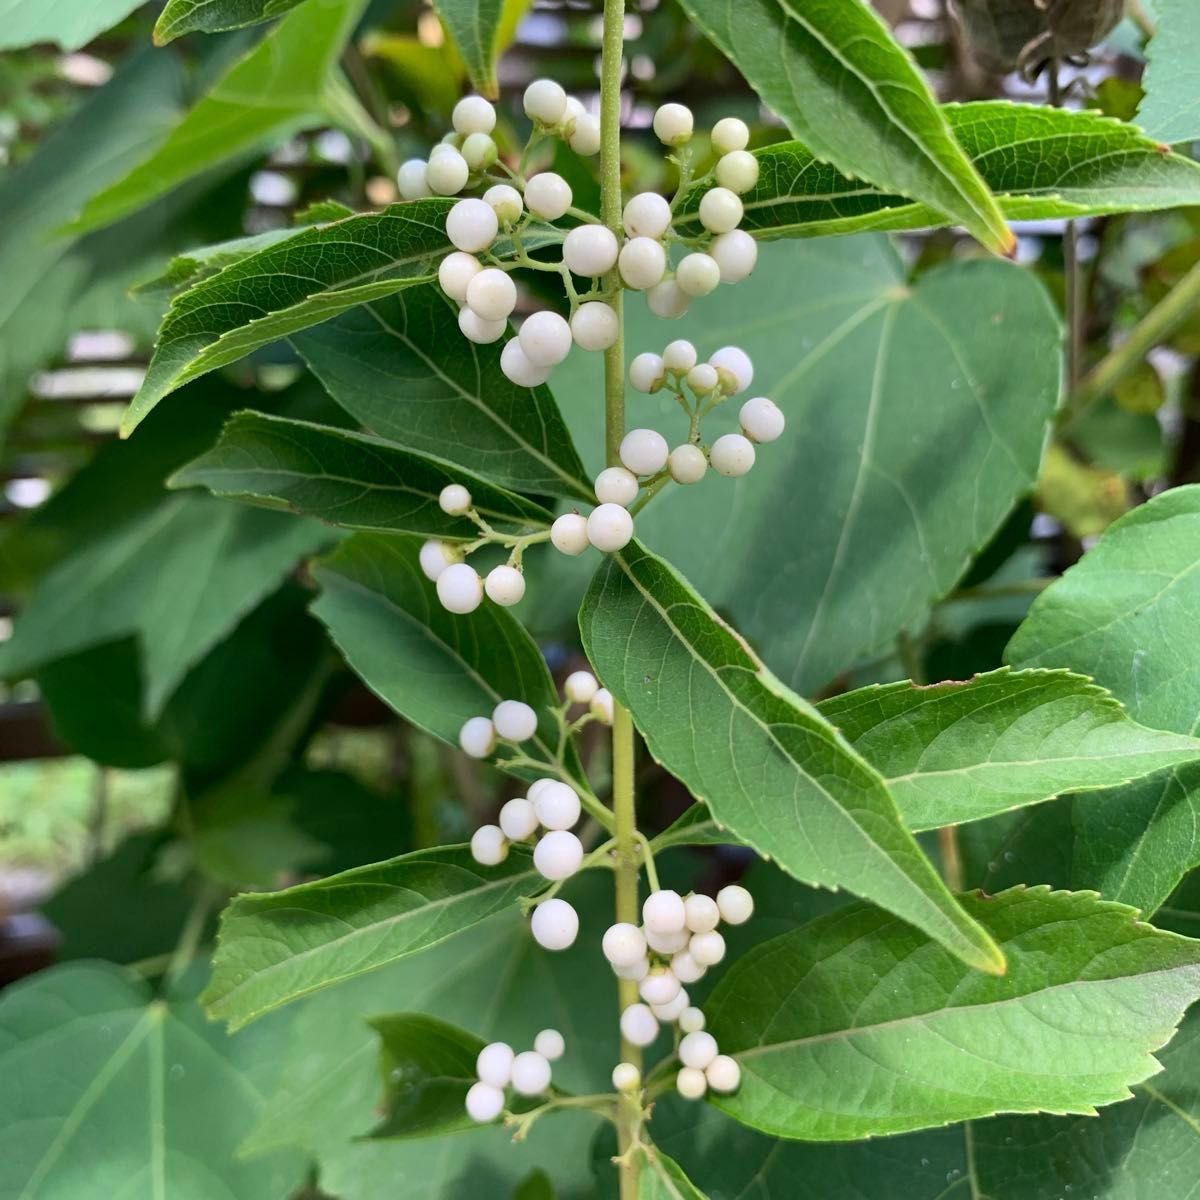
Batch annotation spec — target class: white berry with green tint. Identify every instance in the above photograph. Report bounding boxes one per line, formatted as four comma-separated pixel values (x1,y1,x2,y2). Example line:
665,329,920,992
710,433,756,477
716,150,760,194
397,158,431,199
525,172,572,220
711,229,758,282
676,1067,707,1100
653,102,694,146
419,539,458,581
446,198,498,252
663,339,697,372
676,253,721,298
550,513,589,556
629,352,665,393
466,269,516,321
470,824,507,866
710,346,754,393
571,302,619,351
563,671,598,704
623,192,672,239
519,311,573,367
483,183,523,224
679,1007,706,1034
711,116,750,154
438,251,481,302
458,716,495,759
438,484,472,516
523,78,567,125
589,688,614,725
618,237,667,290
485,565,525,607
587,504,634,552
595,467,639,507
563,225,619,276
717,884,754,925
426,148,469,196
698,186,743,233
612,1063,641,1093
453,95,496,135
646,279,690,320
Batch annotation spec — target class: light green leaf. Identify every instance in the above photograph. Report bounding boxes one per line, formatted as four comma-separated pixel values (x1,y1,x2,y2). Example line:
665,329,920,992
678,103,1200,239
293,284,591,501
0,962,305,1198
0,493,330,719
0,0,145,49
170,411,555,536
706,886,1200,1141
155,0,309,42
132,226,307,297
430,0,531,96
637,1148,710,1200
674,0,1013,253
68,0,366,236
202,845,541,1029
580,540,1004,975
1137,0,1200,144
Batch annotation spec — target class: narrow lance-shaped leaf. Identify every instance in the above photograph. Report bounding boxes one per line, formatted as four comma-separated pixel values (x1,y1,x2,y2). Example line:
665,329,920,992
580,540,1004,975
705,886,1200,1141
431,0,506,97
674,0,1013,253
155,0,310,43
170,411,555,537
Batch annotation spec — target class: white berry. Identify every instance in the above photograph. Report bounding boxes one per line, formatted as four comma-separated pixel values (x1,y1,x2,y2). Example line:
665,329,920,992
612,1062,641,1092
465,1080,505,1122
613,955,650,981
651,987,690,1023
716,151,759,195
620,428,669,476
711,116,750,154
470,824,507,866
534,1029,565,1061
500,339,550,388
679,1006,705,1034
595,467,639,507
653,102,694,146
662,339,697,372
567,111,601,155
485,564,526,607
587,503,634,552
740,396,785,443
699,186,743,234
511,1050,552,1096
459,715,495,758
644,924,690,954
530,897,579,950
524,78,567,125
620,1003,659,1047
533,780,581,830
439,483,472,516
689,929,726,966
670,949,706,984
499,797,538,841
571,302,619,351
458,306,506,345
646,278,690,320
685,893,721,933
476,1041,514,1087
590,688,614,725
426,149,469,196
397,158,431,199
618,237,667,290
710,346,754,393
563,225,619,276
483,183,523,225
629,352,665,393
525,172,572,220
603,922,647,967
643,890,687,934
676,1067,707,1100
564,670,599,704
679,1030,718,1070
668,444,707,485
686,363,719,394
710,433,756,478
438,562,484,613
439,251,481,302
446,199,498,253
453,95,496,136
639,969,681,1007
419,539,458,581
465,268,516,322
717,884,754,925
519,311,573,367
493,699,538,742
711,229,758,283
461,131,498,171
623,192,672,239
533,829,583,880
676,253,721,299
551,512,590,556
706,1054,741,1093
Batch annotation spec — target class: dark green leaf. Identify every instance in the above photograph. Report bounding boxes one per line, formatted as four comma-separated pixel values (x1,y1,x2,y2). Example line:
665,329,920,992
132,226,307,298
155,0,310,42
638,1148,710,1200
0,0,146,49
1137,0,1200,143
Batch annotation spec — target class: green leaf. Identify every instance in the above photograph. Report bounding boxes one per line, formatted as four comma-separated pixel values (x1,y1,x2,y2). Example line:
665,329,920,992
368,1014,484,1139
171,411,556,536
132,226,307,297
580,540,1004,975
678,103,1200,239
674,0,1013,253
202,845,541,1028
705,886,1200,1141
0,493,330,719
1137,0,1200,144
0,962,306,1198
155,0,310,42
818,667,1200,830
0,0,146,49
637,1148,710,1200
68,0,366,235
431,0,506,97
293,284,591,500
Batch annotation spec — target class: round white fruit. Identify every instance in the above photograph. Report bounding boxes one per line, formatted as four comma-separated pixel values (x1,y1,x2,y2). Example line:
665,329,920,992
710,433,756,478
530,897,579,950
570,302,619,351
533,781,581,831
518,310,573,367
689,929,727,966
500,339,550,388
739,396,785,443
629,352,665,393
562,224,619,276
563,670,598,704
651,987,689,1023
419,539,457,581
670,949,706,984
595,466,639,507
619,1003,660,1048
493,699,538,742
567,112,601,155
618,237,667,291
533,830,584,880
534,1029,565,1061
623,192,672,239
676,253,721,298
653,102,694,146
679,1006,706,1034
711,229,758,283
710,345,754,393
438,251,481,301
679,1030,718,1070
476,1041,514,1087
619,428,669,476
717,883,754,925
699,186,744,234
587,504,634,552
426,149,469,196
483,183,523,225
437,562,484,613
716,150,760,194
550,512,589,556
465,1080,505,1122
612,1062,641,1092
458,716,495,758
470,824,507,866
453,95,496,136
397,158,431,200
524,78,568,125
668,444,707,485
676,1067,707,1100
643,889,687,934
590,688,614,725
646,278,690,319
686,363,719,394
439,483,472,516
524,172,572,220
602,922,648,968
498,797,538,841
685,893,721,933
511,1050,552,1096
458,306,506,345
485,565,526,607
711,116,750,154
461,132,497,171
706,1054,741,1093
662,339,697,372
638,969,681,1007
465,268,517,321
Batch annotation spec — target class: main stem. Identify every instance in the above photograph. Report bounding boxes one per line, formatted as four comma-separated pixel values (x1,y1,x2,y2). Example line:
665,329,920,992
598,3,641,1196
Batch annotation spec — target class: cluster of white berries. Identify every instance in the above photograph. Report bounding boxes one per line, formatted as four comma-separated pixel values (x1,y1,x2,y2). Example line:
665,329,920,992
465,1029,566,1124
604,885,751,1100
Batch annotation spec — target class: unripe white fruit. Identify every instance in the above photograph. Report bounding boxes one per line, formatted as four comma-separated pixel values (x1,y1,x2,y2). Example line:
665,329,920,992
711,116,750,154
485,564,526,607
527,779,556,803
679,1030,718,1070
457,307,506,345
612,1062,641,1092
603,922,648,967
590,687,614,725
465,268,516,322
564,96,585,122
716,150,760,195
711,229,758,283
670,949,706,984
419,539,458,581
439,483,472,516
668,444,707,485
710,433,756,478
483,183,523,225
533,829,583,880
500,339,550,388
644,924,690,954
453,95,496,136
587,504,634,552
618,237,667,291
710,345,754,393
689,928,727,966
438,562,484,613
619,428,669,476
653,102,694,146
699,186,744,234
567,112,601,155
466,1080,505,1122
499,797,538,841
623,192,672,239
524,78,567,125
518,310,572,367
643,889,687,934
476,1041,514,1087
533,781,581,831
685,893,721,933
595,467,639,507
613,956,650,982
686,363,719,394
570,302,619,351
676,1067,707,1100
629,352,665,393
511,1050,552,1096
459,715,495,758
639,969,681,1007
426,149,469,196
433,138,461,154
651,987,689,1023
534,1029,565,1061
551,512,589,556
676,253,721,298
563,225,619,276
493,699,538,742
564,671,598,704
679,1006,706,1034
717,883,755,925
706,1054,741,1093
439,251,482,302
524,172,572,220
662,339,698,372
397,158,432,200
739,396,786,443
620,1003,660,1047
646,278,690,320
461,132,498,171
530,897,579,950
470,824,507,866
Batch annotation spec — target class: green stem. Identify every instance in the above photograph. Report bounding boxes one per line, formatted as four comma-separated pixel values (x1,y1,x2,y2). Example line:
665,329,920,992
944,578,1053,604
164,886,216,991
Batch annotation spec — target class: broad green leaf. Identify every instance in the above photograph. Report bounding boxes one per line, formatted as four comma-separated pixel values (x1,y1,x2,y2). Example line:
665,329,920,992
368,1014,484,1139
431,0,509,97
674,0,1013,253
637,1149,709,1200
69,0,366,235
0,962,305,1199
1137,0,1200,144
155,0,309,42
0,0,145,49
132,226,305,297
678,103,1200,240
818,667,1200,830
580,540,1004,975
293,284,591,500
0,493,330,719
202,845,540,1028
705,886,1200,1141
171,411,555,535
